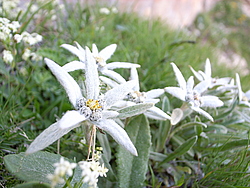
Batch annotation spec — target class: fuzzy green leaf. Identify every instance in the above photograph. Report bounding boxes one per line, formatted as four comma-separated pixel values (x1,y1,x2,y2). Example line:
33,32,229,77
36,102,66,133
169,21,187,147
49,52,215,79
4,151,87,188
159,136,198,165
117,103,154,119
117,114,151,188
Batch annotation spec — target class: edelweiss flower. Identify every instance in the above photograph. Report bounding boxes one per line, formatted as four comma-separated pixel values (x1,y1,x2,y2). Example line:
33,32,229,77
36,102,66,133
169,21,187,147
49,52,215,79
101,67,171,120
189,58,231,89
236,73,250,107
26,47,152,156
165,63,224,121
61,42,140,83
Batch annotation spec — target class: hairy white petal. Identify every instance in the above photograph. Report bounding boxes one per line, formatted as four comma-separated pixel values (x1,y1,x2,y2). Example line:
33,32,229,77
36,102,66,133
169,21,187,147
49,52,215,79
146,89,165,99
144,106,171,120
112,100,135,109
190,106,214,122
189,65,204,81
104,80,136,108
74,41,85,55
102,110,119,119
26,120,80,154
59,110,86,129
200,96,224,108
92,44,99,56
101,69,126,84
62,61,85,72
61,44,85,62
164,87,186,101
106,62,140,69
144,98,160,104
99,44,117,61
45,58,83,108
130,67,140,91
236,73,243,101
186,76,194,92
171,63,186,91
85,47,100,99
194,80,210,94
94,119,138,156
99,76,119,88
205,58,212,78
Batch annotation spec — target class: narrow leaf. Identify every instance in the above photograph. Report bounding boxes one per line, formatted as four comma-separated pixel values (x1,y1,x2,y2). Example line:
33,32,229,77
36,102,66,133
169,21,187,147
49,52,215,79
159,136,198,165
117,114,151,188
117,103,154,119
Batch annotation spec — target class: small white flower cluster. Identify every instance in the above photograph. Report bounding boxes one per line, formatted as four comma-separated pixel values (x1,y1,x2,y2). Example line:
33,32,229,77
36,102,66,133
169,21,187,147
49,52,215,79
0,0,21,18
0,17,43,65
79,160,108,188
99,7,118,15
0,17,20,41
47,157,77,188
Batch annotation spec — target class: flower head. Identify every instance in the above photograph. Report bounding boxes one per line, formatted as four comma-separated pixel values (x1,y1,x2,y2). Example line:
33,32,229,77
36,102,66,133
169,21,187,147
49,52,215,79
61,42,140,83
165,63,224,121
26,47,152,156
101,67,171,120
189,58,232,89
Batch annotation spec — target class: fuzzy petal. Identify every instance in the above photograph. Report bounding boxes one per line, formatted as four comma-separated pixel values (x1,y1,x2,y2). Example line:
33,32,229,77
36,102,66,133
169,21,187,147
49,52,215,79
189,65,203,81
146,89,165,99
236,73,242,101
94,119,138,156
104,80,136,108
194,80,210,94
204,58,212,78
26,118,81,154
61,44,85,62
144,106,171,120
200,96,224,108
85,47,100,99
102,110,119,119
62,61,85,72
171,63,186,91
45,58,83,108
164,87,186,101
186,76,194,92
99,44,117,61
92,44,99,56
130,67,140,91
99,76,119,88
101,69,126,84
59,110,87,129
106,62,140,69
190,106,214,122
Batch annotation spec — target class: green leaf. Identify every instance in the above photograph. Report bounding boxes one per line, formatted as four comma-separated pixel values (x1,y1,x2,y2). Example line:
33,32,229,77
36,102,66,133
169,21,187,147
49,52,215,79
159,136,198,165
117,114,151,188
4,151,87,188
206,139,249,152
14,181,51,188
117,103,154,119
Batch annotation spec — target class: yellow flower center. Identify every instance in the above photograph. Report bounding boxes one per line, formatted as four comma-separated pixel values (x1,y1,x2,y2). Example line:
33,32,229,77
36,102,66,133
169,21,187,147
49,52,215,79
86,99,102,110
94,56,105,66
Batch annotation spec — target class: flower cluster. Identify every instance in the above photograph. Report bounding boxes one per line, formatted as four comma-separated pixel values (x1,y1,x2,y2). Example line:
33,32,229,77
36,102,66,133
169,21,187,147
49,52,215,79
0,17,42,67
47,157,77,188
79,160,108,188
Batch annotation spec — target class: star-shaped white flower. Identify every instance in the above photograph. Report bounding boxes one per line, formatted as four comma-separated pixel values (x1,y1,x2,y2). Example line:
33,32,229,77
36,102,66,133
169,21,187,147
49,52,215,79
236,73,250,107
165,63,224,121
101,67,171,120
189,58,232,89
26,47,151,156
61,42,140,83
